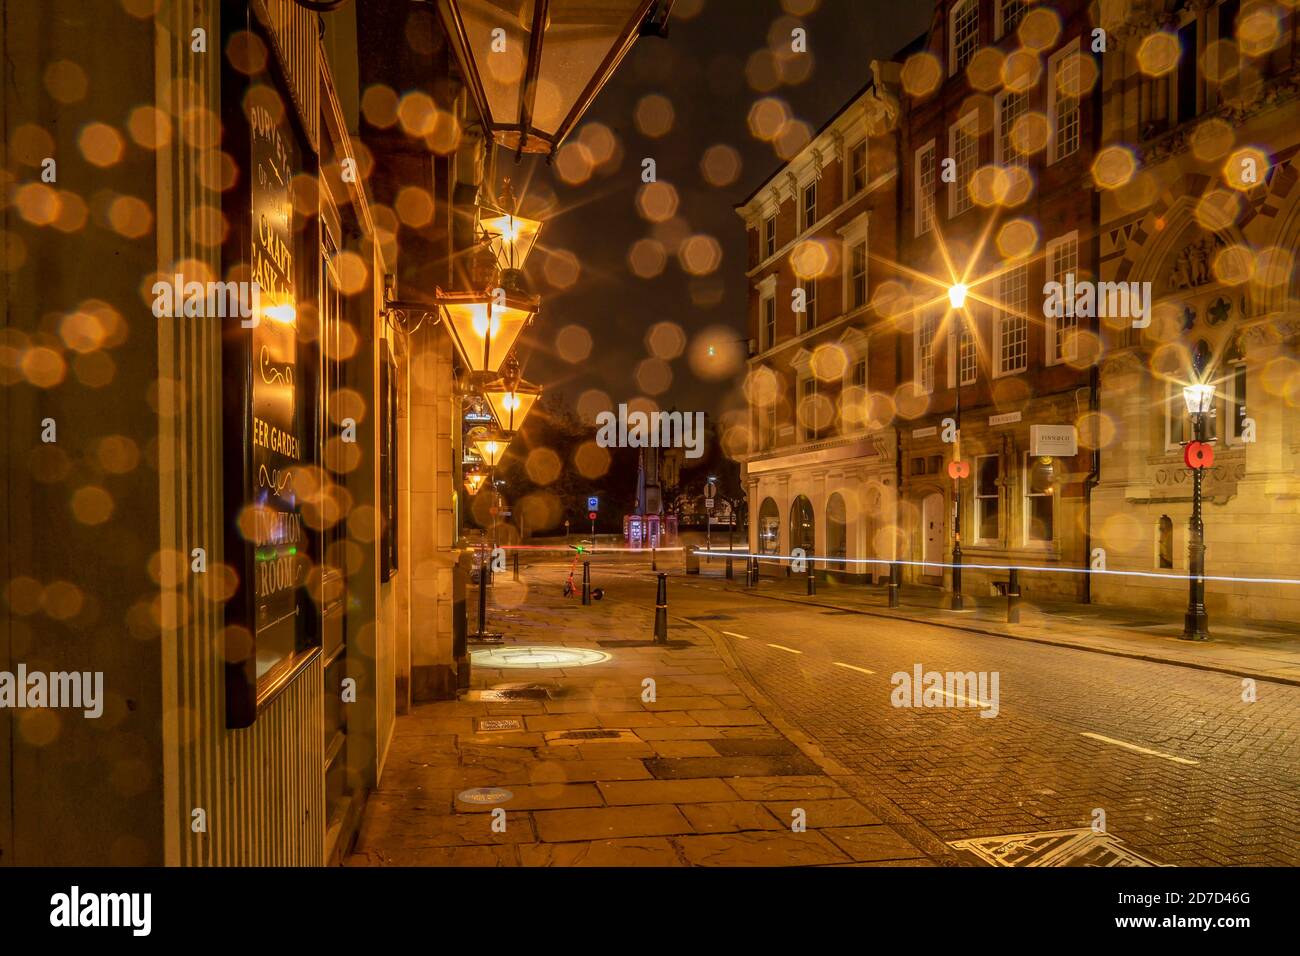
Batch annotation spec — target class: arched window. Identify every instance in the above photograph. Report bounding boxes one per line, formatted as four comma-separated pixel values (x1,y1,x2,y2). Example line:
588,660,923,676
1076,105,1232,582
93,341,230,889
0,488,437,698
758,498,780,555
826,493,847,560
1158,515,1174,569
789,495,815,553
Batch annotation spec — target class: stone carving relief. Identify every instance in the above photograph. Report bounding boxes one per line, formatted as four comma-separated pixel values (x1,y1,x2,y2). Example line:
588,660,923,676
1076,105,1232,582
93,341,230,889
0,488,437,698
1168,234,1224,290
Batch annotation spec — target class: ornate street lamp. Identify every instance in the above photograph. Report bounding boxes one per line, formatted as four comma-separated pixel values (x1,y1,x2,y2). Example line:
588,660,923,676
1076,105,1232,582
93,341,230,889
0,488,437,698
472,431,512,468
435,0,674,157
438,287,538,376
1181,381,1216,641
464,469,489,495
479,178,542,275
482,353,541,433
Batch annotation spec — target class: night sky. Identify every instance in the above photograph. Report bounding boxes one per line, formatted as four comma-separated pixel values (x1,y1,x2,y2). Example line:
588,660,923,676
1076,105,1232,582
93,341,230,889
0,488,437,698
509,0,936,424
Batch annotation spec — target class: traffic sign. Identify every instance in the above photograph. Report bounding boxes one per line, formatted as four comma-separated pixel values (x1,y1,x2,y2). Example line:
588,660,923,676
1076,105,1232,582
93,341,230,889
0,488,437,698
587,496,599,510
588,511,597,520
704,480,717,498
705,498,715,511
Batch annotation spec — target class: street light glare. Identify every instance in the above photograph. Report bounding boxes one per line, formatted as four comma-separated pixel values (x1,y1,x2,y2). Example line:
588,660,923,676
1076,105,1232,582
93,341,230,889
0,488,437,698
948,283,968,309
1182,382,1216,416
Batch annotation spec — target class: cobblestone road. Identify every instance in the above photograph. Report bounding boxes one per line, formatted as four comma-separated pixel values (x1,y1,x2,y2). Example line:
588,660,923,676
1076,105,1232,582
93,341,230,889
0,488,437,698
600,568,1300,866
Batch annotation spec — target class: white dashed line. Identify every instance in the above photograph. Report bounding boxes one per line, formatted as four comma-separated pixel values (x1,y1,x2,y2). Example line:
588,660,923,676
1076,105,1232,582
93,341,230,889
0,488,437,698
767,643,802,654
1080,732,1200,766
832,661,875,675
721,630,750,640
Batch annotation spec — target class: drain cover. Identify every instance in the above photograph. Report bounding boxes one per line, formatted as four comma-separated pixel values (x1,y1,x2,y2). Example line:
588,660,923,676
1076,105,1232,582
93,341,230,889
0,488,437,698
948,829,1166,867
457,787,513,805
475,717,524,732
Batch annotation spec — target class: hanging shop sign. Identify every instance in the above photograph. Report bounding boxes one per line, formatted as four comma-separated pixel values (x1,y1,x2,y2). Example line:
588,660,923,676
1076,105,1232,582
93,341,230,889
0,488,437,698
1030,424,1079,458
220,7,320,728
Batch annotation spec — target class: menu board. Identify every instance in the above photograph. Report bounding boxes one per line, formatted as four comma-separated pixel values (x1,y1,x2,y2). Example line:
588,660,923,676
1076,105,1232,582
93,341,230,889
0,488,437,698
247,83,307,680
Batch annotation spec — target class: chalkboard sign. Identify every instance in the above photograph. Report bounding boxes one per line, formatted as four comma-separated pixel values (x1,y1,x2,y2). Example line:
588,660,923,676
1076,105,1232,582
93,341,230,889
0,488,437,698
221,5,320,728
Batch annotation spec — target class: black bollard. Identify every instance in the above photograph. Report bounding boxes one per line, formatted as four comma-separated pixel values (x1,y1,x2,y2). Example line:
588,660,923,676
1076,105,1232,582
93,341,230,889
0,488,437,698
888,561,900,608
751,556,760,587
1007,567,1021,624
512,549,520,582
651,545,657,572
806,549,816,596
582,560,592,606
726,555,734,580
654,572,668,643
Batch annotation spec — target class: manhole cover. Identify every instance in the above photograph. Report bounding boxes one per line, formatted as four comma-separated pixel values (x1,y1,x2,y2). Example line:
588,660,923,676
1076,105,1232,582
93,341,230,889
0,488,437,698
457,787,513,805
948,829,1166,867
471,646,612,669
475,717,524,732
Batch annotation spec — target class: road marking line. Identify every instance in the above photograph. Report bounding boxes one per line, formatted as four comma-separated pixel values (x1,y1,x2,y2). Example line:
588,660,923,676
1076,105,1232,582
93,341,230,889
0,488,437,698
767,643,802,654
942,691,992,709
721,630,750,640
1080,732,1200,766
832,661,875,675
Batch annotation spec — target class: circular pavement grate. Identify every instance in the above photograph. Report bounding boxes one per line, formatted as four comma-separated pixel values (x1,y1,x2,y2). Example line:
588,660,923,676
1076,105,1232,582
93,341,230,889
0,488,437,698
470,645,612,669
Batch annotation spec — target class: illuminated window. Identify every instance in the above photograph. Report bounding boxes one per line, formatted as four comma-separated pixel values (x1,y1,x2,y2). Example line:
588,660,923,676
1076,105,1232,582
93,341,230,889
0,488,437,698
996,264,1028,375
996,89,1028,167
976,454,1000,541
950,0,980,76
1049,43,1082,162
1046,232,1079,363
915,139,936,237
850,241,867,309
958,321,978,385
848,140,867,194
949,111,979,218
916,309,939,394
1024,453,1055,544
997,0,1028,39
801,181,817,232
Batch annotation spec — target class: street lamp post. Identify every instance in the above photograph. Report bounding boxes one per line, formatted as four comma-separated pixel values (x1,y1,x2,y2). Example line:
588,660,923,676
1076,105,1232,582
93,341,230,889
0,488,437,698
947,283,968,611
1181,382,1215,641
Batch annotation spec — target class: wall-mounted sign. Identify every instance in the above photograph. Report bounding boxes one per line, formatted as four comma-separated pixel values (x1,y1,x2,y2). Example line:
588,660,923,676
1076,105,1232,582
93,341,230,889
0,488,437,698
1031,424,1079,457
912,426,938,438
221,7,319,728
989,411,1022,427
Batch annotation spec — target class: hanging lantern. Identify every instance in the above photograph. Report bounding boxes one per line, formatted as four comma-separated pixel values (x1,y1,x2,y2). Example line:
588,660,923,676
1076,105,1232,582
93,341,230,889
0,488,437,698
483,353,542,433
479,178,543,274
472,431,512,468
464,470,489,495
438,287,538,375
435,0,673,156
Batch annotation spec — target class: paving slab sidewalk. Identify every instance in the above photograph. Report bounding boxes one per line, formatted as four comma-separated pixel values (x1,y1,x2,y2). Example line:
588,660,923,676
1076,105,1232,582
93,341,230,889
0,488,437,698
345,570,934,867
687,562,1300,685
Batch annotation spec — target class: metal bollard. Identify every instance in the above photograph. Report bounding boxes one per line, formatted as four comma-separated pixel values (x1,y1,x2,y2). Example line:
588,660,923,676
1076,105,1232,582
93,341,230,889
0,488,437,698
726,555,734,580
806,549,816,596
582,560,592,606
654,572,668,643
512,549,520,582
888,561,900,608
651,545,657,572
1007,567,1021,624
686,546,699,575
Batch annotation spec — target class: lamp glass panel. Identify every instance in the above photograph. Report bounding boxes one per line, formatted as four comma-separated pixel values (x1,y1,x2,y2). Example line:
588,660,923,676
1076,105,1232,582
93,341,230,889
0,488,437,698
485,303,532,373
1182,383,1216,415
442,0,531,125
473,435,509,466
531,0,647,137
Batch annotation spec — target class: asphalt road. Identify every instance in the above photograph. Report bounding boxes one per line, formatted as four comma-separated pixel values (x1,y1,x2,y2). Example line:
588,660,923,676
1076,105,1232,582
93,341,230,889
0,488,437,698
528,557,1300,866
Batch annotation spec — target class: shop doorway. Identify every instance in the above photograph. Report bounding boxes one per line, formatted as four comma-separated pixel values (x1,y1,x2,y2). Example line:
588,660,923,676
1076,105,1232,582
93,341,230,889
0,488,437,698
921,492,944,586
